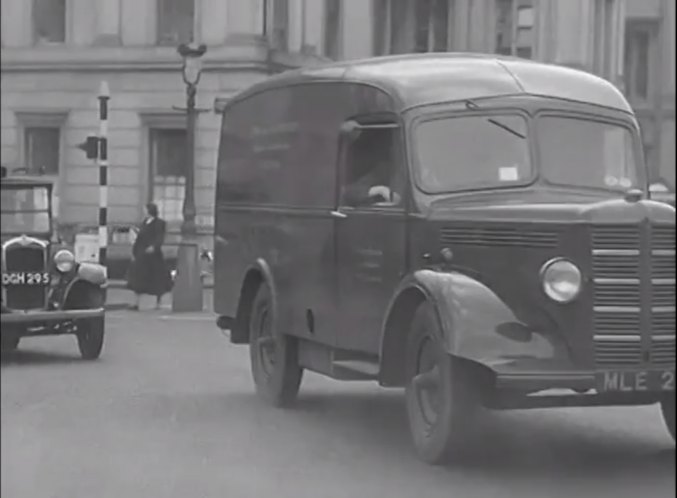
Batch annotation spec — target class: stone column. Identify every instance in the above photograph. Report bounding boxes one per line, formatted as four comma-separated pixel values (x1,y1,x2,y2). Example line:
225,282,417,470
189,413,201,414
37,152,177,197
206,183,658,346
288,0,303,53
303,0,323,53
201,0,229,45
342,0,373,60
226,0,265,42
121,0,156,45
95,0,122,45
1,0,32,47
550,0,593,69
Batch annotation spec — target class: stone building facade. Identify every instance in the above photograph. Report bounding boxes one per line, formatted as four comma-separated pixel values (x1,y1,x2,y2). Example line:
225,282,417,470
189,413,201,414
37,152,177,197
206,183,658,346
1,0,674,262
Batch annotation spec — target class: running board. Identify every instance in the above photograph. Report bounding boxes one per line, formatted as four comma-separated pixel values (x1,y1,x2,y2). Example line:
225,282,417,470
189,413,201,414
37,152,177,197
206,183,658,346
331,360,380,381
297,339,380,381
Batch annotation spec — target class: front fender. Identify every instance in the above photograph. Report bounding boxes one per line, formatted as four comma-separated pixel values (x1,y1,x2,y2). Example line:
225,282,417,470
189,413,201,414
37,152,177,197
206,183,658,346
61,263,107,309
387,269,559,368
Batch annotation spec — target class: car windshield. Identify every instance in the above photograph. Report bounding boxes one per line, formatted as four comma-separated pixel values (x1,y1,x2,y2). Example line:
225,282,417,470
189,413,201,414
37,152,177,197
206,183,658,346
414,114,532,193
1,186,51,233
537,116,641,191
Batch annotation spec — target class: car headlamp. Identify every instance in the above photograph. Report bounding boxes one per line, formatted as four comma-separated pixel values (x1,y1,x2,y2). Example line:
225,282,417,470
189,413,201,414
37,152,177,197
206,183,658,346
540,258,582,303
54,249,76,273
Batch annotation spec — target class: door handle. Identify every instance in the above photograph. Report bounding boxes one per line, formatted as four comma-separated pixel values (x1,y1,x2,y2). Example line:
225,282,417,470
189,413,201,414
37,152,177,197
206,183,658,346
330,210,347,219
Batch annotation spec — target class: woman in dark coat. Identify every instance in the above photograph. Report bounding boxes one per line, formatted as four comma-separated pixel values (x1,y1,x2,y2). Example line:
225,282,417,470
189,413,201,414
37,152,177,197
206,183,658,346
127,203,173,310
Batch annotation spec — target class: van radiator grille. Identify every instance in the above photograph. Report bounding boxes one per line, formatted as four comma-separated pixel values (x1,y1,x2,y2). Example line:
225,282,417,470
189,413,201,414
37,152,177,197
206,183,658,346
591,224,675,367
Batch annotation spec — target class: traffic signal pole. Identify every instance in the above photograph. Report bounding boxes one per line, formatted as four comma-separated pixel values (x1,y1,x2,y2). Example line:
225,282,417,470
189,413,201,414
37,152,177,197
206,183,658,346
98,82,110,271
77,82,110,271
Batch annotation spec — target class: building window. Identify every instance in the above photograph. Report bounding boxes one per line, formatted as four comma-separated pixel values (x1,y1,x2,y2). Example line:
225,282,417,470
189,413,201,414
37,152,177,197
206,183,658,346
324,0,341,59
33,0,66,44
495,0,534,59
373,0,454,56
149,128,188,222
624,21,657,103
157,0,194,46
25,127,60,175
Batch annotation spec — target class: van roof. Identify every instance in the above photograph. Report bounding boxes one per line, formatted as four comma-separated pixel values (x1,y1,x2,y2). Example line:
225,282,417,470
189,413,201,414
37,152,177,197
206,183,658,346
239,53,632,113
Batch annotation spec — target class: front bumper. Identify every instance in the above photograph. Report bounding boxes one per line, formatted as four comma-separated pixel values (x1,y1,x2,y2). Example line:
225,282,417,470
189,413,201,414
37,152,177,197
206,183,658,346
0,307,105,325
487,355,675,409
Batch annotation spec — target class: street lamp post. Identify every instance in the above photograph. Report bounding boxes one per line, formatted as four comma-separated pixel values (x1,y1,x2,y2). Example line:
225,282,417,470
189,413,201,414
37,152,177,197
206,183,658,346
172,42,207,312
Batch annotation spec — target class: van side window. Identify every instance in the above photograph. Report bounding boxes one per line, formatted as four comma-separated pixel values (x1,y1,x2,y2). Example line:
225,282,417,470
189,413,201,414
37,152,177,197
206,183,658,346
340,122,403,208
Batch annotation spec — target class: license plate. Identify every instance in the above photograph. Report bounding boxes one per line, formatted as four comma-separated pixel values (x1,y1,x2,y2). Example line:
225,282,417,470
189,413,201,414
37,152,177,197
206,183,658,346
1,271,51,286
597,369,675,392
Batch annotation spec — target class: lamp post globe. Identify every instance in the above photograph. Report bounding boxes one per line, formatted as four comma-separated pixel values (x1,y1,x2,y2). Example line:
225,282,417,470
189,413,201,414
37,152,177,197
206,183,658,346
177,42,207,86
171,42,207,313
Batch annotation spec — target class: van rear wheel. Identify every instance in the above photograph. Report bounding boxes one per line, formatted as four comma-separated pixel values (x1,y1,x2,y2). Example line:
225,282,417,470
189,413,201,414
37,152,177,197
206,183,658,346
661,395,675,442
404,302,478,464
1,334,20,352
248,284,303,407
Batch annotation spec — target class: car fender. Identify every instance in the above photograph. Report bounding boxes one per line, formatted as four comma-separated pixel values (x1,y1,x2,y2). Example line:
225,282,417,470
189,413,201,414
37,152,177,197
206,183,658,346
379,269,558,384
62,263,107,308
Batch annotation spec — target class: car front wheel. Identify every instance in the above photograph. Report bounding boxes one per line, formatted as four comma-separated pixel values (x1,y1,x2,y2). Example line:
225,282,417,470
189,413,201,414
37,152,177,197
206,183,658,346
404,302,479,464
77,317,104,360
248,284,303,407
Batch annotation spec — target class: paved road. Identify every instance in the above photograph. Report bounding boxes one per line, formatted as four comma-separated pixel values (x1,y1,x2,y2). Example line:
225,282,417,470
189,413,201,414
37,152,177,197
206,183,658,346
1,310,675,498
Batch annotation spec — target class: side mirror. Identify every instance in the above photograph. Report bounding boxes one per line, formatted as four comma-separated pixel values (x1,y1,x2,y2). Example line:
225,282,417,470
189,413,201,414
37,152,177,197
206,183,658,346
339,120,362,142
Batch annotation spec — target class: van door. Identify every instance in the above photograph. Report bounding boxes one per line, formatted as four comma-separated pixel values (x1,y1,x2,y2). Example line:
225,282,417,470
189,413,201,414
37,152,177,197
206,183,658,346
333,117,408,355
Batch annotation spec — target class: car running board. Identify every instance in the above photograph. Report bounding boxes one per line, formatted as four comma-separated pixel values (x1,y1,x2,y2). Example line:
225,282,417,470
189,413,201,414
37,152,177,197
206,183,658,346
331,359,380,381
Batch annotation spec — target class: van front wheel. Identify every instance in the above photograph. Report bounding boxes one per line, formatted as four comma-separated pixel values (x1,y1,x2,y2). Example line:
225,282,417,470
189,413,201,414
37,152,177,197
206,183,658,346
248,284,303,407
404,302,477,464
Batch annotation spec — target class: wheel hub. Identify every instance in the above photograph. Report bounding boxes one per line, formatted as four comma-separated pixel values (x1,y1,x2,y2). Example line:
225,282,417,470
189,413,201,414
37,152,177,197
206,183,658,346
414,337,442,429
257,308,276,377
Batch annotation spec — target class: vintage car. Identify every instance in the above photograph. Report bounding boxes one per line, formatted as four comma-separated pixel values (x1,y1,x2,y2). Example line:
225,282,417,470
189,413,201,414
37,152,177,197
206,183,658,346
1,166,107,359
213,54,675,464
650,181,676,207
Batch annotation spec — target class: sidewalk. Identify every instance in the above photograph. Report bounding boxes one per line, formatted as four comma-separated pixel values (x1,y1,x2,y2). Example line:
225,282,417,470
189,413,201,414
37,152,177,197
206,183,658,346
106,282,214,312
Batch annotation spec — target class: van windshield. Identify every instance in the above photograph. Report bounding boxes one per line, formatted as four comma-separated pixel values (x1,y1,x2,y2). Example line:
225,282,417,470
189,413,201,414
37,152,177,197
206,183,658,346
0,186,51,233
537,116,641,191
413,114,532,193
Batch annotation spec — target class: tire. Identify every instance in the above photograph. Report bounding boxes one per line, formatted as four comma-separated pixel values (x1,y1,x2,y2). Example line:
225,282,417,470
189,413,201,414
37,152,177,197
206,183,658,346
1,334,20,352
248,284,303,407
404,302,478,464
77,317,105,360
661,395,675,442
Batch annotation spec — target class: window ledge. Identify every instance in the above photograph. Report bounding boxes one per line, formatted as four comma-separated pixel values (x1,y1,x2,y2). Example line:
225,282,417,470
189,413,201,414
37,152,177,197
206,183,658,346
0,44,266,72
0,44,330,73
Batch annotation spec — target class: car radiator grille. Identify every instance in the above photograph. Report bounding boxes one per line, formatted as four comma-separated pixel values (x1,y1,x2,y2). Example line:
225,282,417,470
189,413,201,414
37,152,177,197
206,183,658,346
3,245,48,310
591,225,675,367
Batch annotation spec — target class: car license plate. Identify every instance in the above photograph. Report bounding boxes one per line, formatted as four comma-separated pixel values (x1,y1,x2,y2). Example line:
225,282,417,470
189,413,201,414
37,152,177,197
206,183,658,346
1,271,51,286
597,369,675,392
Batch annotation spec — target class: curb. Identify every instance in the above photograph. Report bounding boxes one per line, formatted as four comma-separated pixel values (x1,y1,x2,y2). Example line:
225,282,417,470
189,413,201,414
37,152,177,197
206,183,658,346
107,281,214,290
105,303,132,311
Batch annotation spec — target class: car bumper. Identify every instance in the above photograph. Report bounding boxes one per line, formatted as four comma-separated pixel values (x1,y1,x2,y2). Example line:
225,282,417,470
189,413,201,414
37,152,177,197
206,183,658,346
0,307,105,325
488,356,675,406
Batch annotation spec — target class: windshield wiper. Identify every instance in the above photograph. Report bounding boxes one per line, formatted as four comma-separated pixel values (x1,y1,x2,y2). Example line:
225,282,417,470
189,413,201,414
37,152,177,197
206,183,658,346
464,100,526,139
487,118,526,139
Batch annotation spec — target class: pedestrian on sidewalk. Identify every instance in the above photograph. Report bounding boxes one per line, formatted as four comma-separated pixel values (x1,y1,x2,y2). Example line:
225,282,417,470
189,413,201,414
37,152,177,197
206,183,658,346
126,202,173,310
